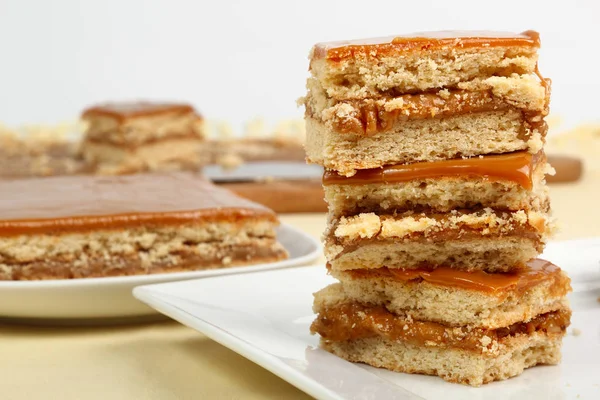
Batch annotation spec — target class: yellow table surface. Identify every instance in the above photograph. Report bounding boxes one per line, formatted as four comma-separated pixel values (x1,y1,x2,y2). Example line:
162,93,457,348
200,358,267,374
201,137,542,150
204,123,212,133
1,169,599,400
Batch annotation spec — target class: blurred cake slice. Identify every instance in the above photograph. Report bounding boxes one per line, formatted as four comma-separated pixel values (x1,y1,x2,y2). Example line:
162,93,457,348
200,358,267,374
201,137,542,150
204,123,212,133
81,102,206,172
311,259,571,386
303,31,549,175
0,172,287,280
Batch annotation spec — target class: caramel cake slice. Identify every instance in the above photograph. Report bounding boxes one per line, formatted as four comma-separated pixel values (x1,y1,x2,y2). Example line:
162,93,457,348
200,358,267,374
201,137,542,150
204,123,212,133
311,260,571,386
312,305,569,387
302,31,549,176
0,173,288,280
80,102,206,172
326,207,552,272
309,31,541,99
324,151,551,217
325,259,571,328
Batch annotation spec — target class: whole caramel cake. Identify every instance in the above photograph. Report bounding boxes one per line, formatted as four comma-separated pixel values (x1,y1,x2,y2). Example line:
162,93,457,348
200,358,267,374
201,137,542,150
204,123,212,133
0,173,288,280
80,102,206,173
304,31,572,386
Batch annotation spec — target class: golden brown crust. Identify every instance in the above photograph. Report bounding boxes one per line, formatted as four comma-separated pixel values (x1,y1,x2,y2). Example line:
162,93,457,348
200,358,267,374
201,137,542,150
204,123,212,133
320,334,563,386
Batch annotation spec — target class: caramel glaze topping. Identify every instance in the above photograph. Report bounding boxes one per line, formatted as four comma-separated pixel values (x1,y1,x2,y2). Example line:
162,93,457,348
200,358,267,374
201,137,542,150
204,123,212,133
312,31,540,62
345,259,566,296
82,102,198,121
0,173,276,237
324,151,545,190
312,305,570,352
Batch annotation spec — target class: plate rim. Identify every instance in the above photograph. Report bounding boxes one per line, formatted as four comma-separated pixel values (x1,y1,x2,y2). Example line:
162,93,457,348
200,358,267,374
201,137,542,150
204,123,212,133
134,287,345,400
0,222,321,289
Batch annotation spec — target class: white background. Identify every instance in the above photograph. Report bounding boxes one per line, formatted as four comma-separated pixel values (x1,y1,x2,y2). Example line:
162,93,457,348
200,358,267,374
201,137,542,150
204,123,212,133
0,0,598,132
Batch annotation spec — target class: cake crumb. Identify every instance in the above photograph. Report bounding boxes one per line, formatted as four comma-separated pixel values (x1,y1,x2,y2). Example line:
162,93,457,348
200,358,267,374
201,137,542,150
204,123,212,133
334,213,381,240
256,175,275,183
480,336,492,347
572,328,582,336
221,256,232,265
216,153,244,170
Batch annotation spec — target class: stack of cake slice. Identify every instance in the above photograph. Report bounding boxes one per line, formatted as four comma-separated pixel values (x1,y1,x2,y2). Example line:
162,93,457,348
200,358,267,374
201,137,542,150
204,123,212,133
305,31,572,386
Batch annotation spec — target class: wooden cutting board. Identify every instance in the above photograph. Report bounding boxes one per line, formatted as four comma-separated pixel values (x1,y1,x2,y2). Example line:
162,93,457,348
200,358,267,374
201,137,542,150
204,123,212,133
546,155,583,184
219,180,327,213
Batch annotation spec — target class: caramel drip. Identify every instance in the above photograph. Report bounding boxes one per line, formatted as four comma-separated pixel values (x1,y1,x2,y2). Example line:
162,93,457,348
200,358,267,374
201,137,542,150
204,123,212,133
346,259,561,294
534,63,552,113
312,306,570,351
534,64,550,94
83,102,196,121
314,30,540,61
323,151,543,189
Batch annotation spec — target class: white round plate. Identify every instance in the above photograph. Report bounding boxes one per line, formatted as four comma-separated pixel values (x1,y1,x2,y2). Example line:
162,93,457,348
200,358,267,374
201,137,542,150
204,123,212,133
0,223,320,323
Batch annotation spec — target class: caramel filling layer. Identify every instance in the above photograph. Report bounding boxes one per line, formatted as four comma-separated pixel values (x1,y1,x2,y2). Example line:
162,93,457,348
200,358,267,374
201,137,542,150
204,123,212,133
332,230,542,265
84,132,204,149
3,242,286,281
313,30,540,61
324,151,544,190
344,259,565,295
307,89,548,135
311,305,570,352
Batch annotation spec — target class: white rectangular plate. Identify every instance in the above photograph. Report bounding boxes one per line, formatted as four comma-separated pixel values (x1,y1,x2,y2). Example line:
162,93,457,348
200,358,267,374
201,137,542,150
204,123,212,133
0,223,320,322
134,238,600,400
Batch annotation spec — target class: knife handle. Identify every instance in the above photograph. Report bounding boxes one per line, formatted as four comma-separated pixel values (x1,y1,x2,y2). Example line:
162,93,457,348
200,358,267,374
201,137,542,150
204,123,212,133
547,154,583,184
218,180,327,213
